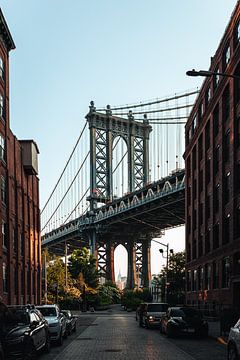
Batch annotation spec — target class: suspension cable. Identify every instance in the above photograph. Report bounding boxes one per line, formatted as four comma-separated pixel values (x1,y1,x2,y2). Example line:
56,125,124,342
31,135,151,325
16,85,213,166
42,151,90,231
96,89,199,112
41,122,88,214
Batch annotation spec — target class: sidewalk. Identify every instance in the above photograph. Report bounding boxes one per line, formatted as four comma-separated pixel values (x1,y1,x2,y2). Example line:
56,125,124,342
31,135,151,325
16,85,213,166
208,320,228,345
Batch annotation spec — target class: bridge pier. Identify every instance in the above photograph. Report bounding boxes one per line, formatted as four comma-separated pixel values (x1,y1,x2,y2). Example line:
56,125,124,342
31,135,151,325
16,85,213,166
141,238,151,287
105,241,115,283
126,240,137,289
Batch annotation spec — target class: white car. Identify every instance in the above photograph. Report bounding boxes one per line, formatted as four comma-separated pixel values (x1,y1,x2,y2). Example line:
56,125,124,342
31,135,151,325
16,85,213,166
227,318,240,360
36,305,67,345
140,303,169,328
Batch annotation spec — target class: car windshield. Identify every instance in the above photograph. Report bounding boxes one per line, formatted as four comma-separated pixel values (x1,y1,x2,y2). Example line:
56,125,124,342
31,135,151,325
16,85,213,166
37,307,57,317
6,309,30,326
147,304,168,312
171,308,202,318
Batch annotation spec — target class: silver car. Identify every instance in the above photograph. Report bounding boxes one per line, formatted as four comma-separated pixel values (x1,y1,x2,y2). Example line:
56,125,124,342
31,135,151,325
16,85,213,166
36,305,67,346
227,318,240,360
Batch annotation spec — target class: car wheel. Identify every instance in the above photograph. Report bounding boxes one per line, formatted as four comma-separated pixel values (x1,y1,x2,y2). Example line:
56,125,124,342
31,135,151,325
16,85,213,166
64,329,68,339
24,341,37,360
73,323,77,333
145,320,149,329
159,323,163,333
166,325,174,338
228,343,239,360
44,333,51,353
57,331,63,346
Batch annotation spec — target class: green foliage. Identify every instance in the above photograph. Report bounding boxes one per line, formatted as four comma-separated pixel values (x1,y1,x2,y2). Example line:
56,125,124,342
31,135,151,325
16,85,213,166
121,288,152,310
68,248,99,289
157,251,186,305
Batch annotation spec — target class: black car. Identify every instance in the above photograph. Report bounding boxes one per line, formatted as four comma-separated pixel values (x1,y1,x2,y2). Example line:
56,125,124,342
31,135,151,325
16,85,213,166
0,342,4,360
1,305,50,359
61,310,77,335
160,306,208,337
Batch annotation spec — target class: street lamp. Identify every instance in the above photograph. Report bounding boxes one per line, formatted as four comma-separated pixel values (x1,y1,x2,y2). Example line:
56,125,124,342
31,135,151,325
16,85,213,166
186,69,240,80
153,239,173,303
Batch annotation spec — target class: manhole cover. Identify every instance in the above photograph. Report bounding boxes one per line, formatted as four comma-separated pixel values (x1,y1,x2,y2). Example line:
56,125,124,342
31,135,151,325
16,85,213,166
102,349,122,353
76,337,94,341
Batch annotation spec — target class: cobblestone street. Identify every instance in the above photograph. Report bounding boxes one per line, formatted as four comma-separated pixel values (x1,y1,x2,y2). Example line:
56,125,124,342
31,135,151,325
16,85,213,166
40,306,227,360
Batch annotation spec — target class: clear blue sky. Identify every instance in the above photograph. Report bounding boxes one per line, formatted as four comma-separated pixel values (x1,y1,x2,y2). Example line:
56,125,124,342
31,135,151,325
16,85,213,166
1,0,237,276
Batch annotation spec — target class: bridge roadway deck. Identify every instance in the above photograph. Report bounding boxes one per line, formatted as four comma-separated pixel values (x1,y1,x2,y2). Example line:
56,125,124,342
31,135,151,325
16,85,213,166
42,305,226,360
42,170,185,254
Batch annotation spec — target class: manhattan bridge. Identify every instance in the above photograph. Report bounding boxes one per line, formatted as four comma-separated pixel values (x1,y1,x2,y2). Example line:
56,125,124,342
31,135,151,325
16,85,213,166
41,89,198,288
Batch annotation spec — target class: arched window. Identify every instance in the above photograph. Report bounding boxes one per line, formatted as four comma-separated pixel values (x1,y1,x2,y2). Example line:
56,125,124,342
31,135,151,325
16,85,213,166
0,94,4,117
0,56,4,78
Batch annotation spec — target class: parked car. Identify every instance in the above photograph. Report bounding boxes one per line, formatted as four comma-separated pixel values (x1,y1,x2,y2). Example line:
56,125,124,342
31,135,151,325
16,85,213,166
36,304,67,345
139,303,169,328
61,310,77,335
227,318,240,360
1,305,50,359
160,306,208,337
0,342,4,360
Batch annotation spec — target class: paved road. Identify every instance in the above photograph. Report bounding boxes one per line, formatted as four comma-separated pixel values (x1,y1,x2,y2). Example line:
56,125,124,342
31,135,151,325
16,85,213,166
40,306,227,360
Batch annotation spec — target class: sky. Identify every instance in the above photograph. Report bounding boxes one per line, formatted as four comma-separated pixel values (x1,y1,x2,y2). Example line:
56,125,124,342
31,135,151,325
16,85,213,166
1,0,238,277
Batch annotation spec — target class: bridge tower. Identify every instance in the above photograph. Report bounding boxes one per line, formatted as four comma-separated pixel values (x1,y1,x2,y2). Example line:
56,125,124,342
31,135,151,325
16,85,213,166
86,102,152,288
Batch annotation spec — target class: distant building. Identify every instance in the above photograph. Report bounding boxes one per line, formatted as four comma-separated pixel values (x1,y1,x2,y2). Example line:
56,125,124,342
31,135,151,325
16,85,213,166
184,1,240,311
116,271,127,290
0,9,41,304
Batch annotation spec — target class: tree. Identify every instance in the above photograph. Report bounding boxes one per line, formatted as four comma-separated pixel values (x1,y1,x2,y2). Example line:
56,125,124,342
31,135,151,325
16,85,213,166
68,248,99,289
156,251,186,305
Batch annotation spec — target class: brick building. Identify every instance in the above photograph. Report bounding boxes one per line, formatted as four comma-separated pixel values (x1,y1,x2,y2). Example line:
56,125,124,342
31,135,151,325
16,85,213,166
0,9,41,304
184,1,240,311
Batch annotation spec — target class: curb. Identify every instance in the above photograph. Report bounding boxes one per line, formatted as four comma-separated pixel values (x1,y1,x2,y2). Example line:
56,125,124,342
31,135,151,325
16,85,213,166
217,336,227,346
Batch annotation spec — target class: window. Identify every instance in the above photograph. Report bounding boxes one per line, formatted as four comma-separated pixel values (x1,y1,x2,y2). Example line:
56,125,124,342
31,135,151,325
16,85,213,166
222,86,230,121
206,195,210,219
14,267,18,295
213,222,219,249
205,228,211,254
223,214,230,245
224,46,231,66
0,94,4,118
236,117,240,147
192,238,196,259
205,121,210,150
224,172,231,204
236,162,240,193
213,262,219,289
213,105,219,136
0,176,6,204
198,135,203,161
13,227,17,252
2,262,7,293
214,184,220,212
193,179,197,200
224,130,230,162
206,158,211,184
0,134,5,161
2,220,6,248
205,264,211,290
235,207,240,239
199,170,203,193
199,203,203,225
0,57,3,79
198,102,203,123
20,232,24,256
192,115,197,136
214,146,220,173
222,257,230,288
205,87,211,108
192,146,196,170
236,20,240,43
198,235,203,257
193,269,197,291
187,270,191,291
214,67,220,89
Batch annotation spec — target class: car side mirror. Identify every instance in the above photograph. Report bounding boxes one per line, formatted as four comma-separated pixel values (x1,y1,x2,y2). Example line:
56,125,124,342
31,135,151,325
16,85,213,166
31,320,39,328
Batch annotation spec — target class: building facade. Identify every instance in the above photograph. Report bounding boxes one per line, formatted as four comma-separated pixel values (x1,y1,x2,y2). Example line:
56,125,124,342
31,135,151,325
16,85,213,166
185,1,240,311
0,9,41,304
